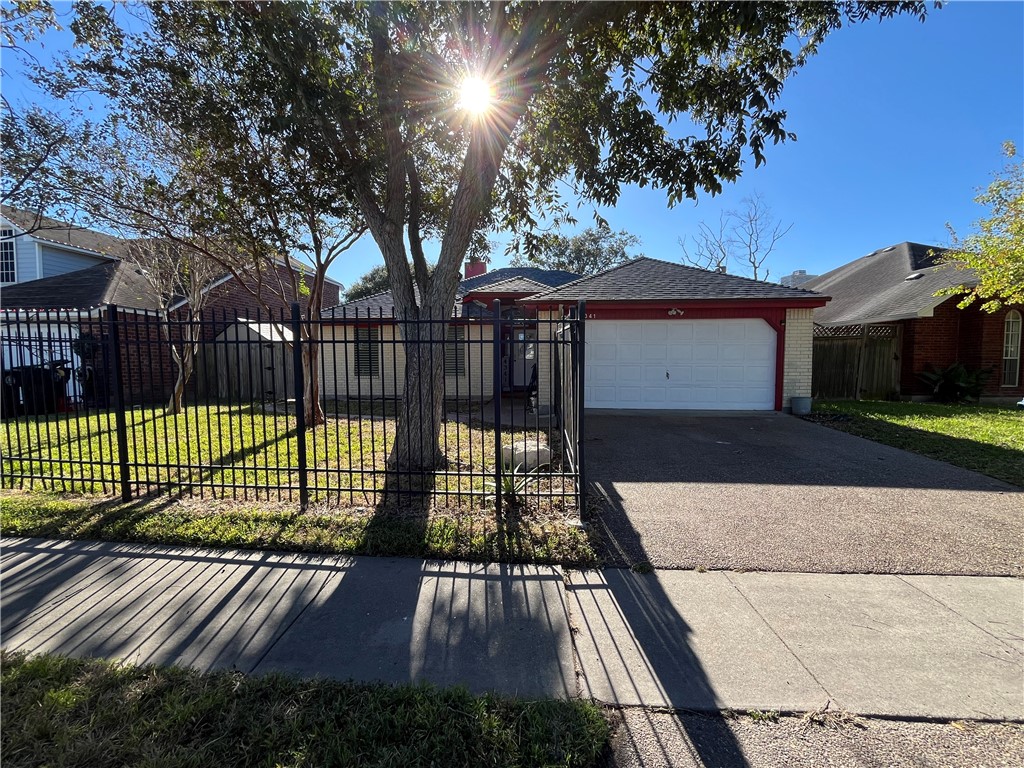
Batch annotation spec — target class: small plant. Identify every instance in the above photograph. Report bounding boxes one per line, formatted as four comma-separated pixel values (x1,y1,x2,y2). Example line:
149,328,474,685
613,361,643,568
801,700,865,730
484,464,543,508
747,709,780,723
630,561,654,574
917,363,992,403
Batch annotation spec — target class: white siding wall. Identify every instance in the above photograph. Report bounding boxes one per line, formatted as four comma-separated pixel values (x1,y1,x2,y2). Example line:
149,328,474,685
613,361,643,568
40,245,105,277
13,233,39,283
320,323,494,401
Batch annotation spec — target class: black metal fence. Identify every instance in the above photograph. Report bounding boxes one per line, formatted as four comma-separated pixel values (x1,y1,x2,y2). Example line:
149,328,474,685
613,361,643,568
1,301,585,513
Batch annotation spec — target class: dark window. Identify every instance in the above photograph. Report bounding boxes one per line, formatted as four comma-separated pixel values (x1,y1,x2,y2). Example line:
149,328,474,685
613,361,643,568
355,327,379,377
445,325,466,376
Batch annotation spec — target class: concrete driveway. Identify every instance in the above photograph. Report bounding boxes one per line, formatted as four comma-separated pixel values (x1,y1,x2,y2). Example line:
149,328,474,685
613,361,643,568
585,412,1022,575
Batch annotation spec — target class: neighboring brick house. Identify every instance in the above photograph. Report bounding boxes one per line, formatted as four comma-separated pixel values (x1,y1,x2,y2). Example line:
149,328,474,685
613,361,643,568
803,242,1023,402
0,209,340,407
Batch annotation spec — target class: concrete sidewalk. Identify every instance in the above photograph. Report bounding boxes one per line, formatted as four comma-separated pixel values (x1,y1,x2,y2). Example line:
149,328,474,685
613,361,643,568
2,537,1021,720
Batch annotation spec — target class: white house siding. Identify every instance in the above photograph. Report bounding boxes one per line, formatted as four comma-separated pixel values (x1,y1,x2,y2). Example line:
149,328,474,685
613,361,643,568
40,245,105,278
13,232,39,283
319,323,495,402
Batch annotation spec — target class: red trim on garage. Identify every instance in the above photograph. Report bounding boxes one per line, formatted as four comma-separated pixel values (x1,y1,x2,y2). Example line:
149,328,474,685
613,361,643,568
527,299,825,316
527,299,823,412
575,310,790,412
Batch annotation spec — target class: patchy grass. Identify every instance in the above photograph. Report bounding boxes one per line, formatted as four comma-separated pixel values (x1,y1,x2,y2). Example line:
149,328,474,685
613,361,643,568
0,404,574,511
0,490,599,567
809,400,1024,486
0,650,609,768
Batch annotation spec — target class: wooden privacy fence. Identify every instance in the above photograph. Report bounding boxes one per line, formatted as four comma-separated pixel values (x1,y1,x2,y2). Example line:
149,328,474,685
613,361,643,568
812,324,900,400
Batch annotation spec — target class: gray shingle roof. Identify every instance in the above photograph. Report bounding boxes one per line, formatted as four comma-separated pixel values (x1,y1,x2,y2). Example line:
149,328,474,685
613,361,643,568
524,257,827,303
803,242,975,325
460,267,580,292
323,267,582,319
1,205,128,258
0,260,162,311
463,276,549,294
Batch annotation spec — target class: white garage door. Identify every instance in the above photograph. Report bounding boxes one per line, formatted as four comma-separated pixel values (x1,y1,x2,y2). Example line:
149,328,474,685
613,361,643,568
585,319,776,410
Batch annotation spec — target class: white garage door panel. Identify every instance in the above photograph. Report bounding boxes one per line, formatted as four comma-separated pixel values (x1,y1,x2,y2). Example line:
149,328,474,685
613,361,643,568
585,319,776,410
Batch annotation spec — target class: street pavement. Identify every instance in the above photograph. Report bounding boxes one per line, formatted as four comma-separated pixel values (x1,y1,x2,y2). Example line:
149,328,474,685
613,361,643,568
2,536,1021,723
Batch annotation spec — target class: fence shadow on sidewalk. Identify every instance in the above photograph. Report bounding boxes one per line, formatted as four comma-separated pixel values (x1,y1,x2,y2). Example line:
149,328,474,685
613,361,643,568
580,480,751,768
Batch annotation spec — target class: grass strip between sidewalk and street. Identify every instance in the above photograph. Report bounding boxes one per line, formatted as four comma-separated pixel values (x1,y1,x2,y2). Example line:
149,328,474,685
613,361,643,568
0,491,599,566
807,400,1024,487
1,650,609,768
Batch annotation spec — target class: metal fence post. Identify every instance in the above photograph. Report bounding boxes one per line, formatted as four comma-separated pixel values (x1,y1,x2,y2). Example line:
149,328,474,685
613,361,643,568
576,300,586,513
491,299,503,518
291,303,309,506
107,304,132,502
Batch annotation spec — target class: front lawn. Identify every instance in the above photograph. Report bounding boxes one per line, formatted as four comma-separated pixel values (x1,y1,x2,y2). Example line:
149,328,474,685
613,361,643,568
808,400,1024,486
0,404,573,511
0,650,609,768
0,490,598,566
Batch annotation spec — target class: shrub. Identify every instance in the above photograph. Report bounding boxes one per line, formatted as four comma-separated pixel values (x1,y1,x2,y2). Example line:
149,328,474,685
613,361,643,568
917,363,992,403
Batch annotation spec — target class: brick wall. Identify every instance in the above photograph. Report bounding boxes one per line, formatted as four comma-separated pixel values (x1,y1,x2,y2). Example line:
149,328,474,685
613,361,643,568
782,307,814,409
899,298,1024,398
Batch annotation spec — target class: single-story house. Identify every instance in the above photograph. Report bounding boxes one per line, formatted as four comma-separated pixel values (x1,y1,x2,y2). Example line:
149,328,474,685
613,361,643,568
318,266,581,404
803,242,1023,402
525,258,828,411
321,258,828,413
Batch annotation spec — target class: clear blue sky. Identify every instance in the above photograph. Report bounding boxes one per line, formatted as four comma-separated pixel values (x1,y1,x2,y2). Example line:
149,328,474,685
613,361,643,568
5,1,1023,289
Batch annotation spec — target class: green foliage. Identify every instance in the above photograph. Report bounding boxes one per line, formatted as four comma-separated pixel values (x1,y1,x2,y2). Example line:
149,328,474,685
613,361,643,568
938,142,1024,311
511,226,641,276
345,263,391,302
0,490,599,566
344,261,436,302
484,464,546,509
917,363,992,404
1,650,610,768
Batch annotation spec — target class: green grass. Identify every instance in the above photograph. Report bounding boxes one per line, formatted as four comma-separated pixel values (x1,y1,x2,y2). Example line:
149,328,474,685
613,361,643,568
0,404,572,510
0,650,609,768
809,400,1024,486
0,490,599,566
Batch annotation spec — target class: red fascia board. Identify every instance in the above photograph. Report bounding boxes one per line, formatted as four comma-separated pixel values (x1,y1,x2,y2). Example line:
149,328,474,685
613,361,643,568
528,298,827,311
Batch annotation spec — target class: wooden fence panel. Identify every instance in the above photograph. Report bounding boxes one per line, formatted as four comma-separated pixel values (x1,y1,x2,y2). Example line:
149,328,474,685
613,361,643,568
813,327,899,400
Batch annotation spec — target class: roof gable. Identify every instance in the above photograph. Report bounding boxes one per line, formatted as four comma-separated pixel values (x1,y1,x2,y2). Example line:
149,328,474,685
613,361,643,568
324,267,583,318
524,257,827,303
459,267,580,292
1,205,128,259
803,242,974,325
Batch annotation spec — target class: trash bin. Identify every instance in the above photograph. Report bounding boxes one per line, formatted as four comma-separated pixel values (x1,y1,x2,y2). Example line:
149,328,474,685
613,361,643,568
16,361,72,416
1,367,22,419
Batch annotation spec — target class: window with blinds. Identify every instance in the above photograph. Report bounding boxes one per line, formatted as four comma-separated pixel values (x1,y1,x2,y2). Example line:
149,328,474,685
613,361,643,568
355,327,379,377
445,325,466,376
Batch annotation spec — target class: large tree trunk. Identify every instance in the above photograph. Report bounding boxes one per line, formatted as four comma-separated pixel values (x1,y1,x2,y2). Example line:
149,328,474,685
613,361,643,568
389,314,447,471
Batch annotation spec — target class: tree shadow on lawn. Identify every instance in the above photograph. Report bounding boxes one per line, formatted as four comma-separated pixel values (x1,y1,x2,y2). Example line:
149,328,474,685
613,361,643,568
806,413,1024,487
